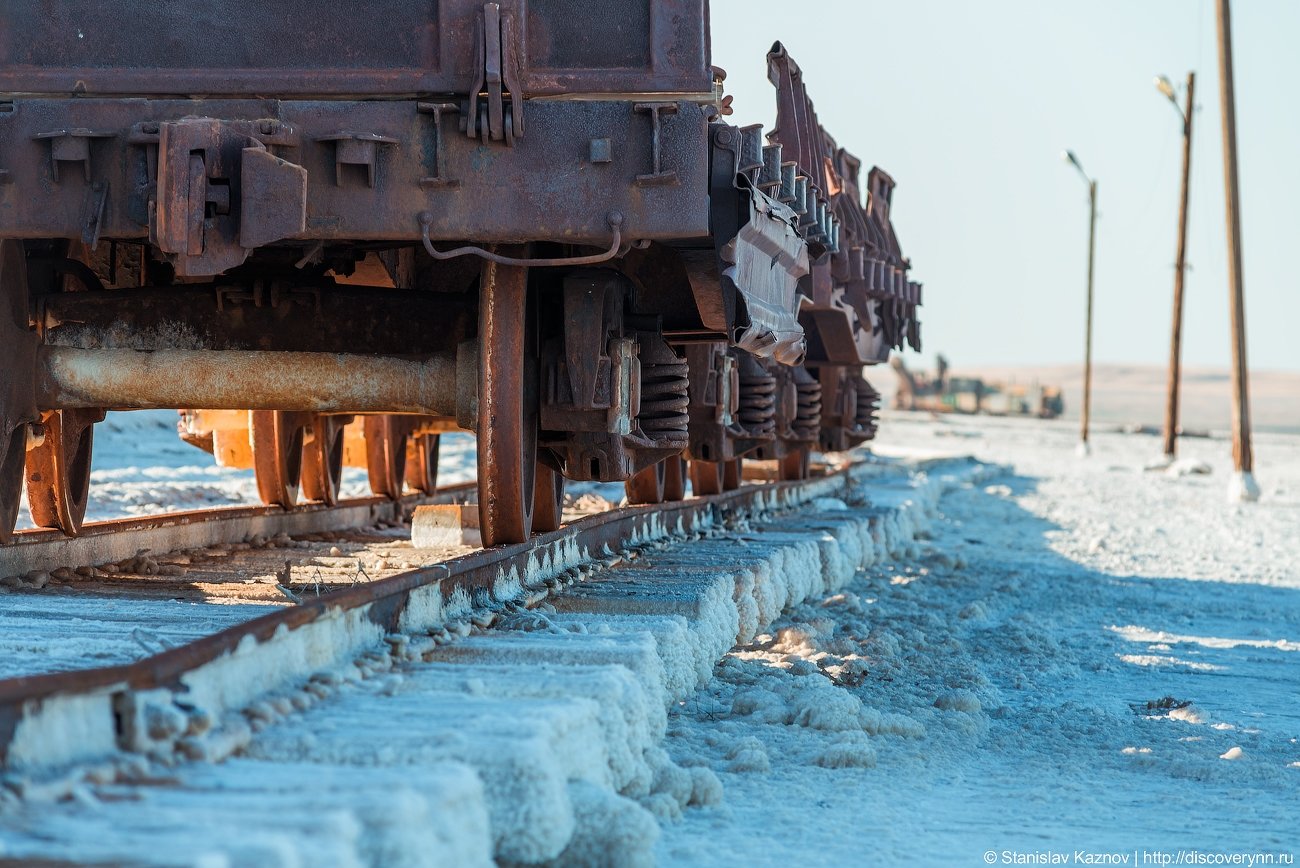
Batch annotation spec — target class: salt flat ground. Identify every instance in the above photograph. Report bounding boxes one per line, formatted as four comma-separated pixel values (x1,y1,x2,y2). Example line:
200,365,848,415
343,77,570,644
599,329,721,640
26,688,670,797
659,412,1300,866
12,409,1300,865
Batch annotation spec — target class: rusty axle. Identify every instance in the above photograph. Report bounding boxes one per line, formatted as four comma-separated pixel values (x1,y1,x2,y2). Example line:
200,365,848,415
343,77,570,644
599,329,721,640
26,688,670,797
36,347,463,418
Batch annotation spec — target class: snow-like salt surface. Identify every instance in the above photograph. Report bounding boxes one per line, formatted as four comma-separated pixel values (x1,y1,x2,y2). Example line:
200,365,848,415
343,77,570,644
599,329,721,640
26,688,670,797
0,436,957,864
5,408,1297,866
658,412,1300,865
0,596,279,679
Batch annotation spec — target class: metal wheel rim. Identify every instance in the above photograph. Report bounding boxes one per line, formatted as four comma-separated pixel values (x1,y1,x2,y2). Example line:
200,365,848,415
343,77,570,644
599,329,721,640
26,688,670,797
779,447,810,481
302,415,346,505
26,409,96,535
531,460,565,533
252,410,305,508
477,256,538,546
404,434,441,495
723,457,743,491
689,459,723,497
364,415,409,501
1,240,37,544
0,426,26,543
662,454,686,502
625,460,667,505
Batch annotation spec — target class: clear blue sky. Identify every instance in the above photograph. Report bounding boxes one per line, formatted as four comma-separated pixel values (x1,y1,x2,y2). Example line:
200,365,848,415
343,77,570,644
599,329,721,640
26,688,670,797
712,0,1300,373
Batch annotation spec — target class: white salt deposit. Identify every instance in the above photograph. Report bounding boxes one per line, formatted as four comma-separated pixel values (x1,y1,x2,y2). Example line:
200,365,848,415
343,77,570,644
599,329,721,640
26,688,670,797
8,410,1299,865
1227,469,1261,503
933,689,982,714
657,412,1300,864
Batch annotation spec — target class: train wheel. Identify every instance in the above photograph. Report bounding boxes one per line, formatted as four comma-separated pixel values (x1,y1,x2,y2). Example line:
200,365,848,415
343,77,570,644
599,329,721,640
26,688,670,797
1,240,38,543
779,446,810,481
532,461,565,533
722,458,743,491
25,408,101,536
404,433,441,495
364,415,410,501
252,410,307,508
625,460,667,505
0,424,24,543
662,454,687,502
689,460,723,497
477,258,538,547
301,414,348,505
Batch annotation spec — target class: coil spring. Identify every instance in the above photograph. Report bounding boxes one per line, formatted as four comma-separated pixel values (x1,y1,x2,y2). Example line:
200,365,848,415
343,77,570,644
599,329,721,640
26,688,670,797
738,368,777,437
854,377,880,438
639,360,690,443
793,375,822,441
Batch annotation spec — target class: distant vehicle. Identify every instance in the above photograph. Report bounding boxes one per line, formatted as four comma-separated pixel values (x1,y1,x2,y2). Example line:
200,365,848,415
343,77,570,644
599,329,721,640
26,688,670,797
891,356,1063,419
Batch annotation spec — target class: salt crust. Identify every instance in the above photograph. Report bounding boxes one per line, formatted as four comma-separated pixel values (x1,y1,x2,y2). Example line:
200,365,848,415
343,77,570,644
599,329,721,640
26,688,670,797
0,459,988,866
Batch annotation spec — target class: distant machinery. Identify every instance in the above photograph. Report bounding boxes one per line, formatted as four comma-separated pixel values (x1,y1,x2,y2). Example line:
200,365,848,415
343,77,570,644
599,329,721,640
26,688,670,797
891,357,1063,419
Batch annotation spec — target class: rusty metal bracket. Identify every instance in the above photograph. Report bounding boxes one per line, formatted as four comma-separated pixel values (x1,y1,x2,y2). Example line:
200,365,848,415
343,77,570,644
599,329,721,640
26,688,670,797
240,147,307,248
80,181,109,249
153,118,308,277
418,211,626,267
33,128,116,183
317,132,398,187
468,2,525,145
417,102,460,189
633,103,679,186
484,3,505,141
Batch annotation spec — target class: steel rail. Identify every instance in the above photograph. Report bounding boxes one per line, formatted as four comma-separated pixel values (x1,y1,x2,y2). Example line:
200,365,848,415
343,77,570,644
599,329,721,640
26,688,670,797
0,464,864,768
0,482,477,581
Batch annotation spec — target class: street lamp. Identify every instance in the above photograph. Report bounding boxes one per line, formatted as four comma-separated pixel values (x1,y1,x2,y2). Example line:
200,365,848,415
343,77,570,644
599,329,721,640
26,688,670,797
1154,75,1178,105
1154,72,1196,465
1061,149,1097,456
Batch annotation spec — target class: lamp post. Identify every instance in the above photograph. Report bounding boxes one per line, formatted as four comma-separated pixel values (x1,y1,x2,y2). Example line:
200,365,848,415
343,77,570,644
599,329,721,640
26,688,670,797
1062,150,1097,456
1154,73,1195,464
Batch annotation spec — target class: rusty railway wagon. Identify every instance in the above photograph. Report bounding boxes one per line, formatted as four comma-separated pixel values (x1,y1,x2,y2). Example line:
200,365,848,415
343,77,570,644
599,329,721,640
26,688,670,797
0,0,921,547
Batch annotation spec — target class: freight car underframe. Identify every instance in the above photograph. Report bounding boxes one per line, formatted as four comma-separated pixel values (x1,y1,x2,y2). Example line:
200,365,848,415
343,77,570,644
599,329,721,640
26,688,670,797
0,98,823,546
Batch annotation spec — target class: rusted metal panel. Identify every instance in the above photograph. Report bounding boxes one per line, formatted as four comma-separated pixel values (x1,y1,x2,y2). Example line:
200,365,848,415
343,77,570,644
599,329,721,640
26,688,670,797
0,98,711,260
39,284,475,356
0,0,711,98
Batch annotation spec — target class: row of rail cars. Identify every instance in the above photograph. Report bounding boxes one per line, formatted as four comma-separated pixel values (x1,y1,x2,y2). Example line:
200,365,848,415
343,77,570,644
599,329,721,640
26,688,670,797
0,0,921,546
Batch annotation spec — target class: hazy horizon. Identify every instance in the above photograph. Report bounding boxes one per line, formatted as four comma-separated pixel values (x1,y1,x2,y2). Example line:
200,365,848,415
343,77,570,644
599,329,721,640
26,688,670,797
873,359,1300,434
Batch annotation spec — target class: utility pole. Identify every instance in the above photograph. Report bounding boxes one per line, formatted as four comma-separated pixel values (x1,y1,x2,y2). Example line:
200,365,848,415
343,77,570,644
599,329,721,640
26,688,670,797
1082,179,1096,454
1156,72,1195,462
1062,149,1097,456
1214,0,1258,501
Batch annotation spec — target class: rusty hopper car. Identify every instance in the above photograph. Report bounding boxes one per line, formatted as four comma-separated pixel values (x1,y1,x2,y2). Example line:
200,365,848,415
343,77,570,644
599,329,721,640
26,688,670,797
0,1,921,546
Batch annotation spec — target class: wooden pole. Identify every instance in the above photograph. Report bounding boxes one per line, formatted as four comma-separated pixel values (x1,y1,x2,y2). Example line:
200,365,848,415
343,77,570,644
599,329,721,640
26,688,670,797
1081,179,1096,450
1161,72,1195,459
1214,0,1257,498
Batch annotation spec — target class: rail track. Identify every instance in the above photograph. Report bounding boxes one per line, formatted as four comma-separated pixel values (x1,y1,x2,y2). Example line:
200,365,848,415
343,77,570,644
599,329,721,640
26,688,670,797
0,453,990,866
1,482,476,592
0,461,856,757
